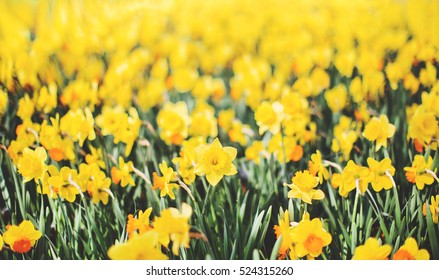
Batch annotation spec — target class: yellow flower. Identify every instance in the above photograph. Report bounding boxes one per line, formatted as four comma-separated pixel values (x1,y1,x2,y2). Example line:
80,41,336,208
48,166,81,203
107,231,168,260
188,102,218,139
34,83,57,114
17,95,35,121
59,108,96,146
254,101,284,135
152,161,179,199
352,238,392,260
194,138,237,186
363,115,396,151
3,220,42,254
111,156,136,187
392,237,430,260
228,120,250,146
157,101,190,145
218,109,235,131
17,147,47,183
407,107,438,148
331,116,359,161
285,170,324,204
0,88,8,117
273,210,295,260
85,145,106,169
325,84,348,113
423,195,439,224
308,150,329,184
292,212,332,258
127,208,153,239
153,203,192,256
404,155,435,190
0,234,3,251
331,160,370,197
367,158,396,192
245,140,266,164
172,140,197,185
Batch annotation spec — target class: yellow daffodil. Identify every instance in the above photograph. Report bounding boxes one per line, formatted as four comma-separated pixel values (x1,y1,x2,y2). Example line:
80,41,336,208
48,166,81,203
254,101,284,135
152,161,179,199
245,140,266,164
404,155,435,190
127,208,153,239
194,138,237,186
0,234,3,251
17,147,47,183
331,160,370,197
153,203,192,256
308,150,329,184
172,140,197,185
325,84,348,113
107,231,168,260
285,170,324,204
392,237,430,260
352,238,392,260
0,89,8,117
3,220,42,254
407,107,438,148
292,212,332,259
59,108,96,147
423,195,439,224
273,210,295,260
362,114,396,151
111,156,136,187
157,101,190,145
367,157,396,192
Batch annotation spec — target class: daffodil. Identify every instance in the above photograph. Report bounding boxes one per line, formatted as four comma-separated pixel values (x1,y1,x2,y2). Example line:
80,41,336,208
107,231,168,260
308,150,329,184
273,210,295,259
291,212,332,259
285,170,324,204
127,208,153,239
48,166,81,203
194,138,237,186
245,140,266,164
172,140,197,185
152,161,179,199
362,114,396,151
153,203,192,255
156,101,190,145
325,84,347,113
59,108,96,146
423,195,439,224
3,220,42,254
17,147,47,183
404,155,436,190
331,160,370,197
352,238,392,260
254,101,284,135
392,237,429,260
0,234,3,251
367,157,396,192
111,156,136,187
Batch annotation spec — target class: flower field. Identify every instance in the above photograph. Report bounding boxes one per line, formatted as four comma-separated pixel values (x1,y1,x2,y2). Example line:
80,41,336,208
0,0,438,260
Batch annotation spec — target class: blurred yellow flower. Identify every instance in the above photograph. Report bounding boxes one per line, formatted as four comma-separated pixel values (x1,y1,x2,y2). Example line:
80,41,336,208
127,208,153,239
0,89,8,117
392,237,429,260
285,170,323,204
152,161,179,199
254,101,284,135
407,107,438,148
153,203,192,255
0,234,3,251
325,84,348,113
352,238,392,260
60,108,96,147
172,140,197,185
3,220,42,254
194,138,237,186
245,140,266,164
363,115,396,151
17,147,47,183
308,150,329,184
157,101,190,145
111,156,136,187
107,231,168,260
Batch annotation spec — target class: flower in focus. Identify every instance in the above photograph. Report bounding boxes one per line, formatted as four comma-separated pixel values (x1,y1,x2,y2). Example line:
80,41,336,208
194,138,237,186
292,212,332,259
308,150,329,184
3,220,42,253
392,237,429,260
107,231,168,260
48,166,81,202
362,114,396,151
352,238,392,260
152,161,179,199
285,170,324,204
111,156,136,187
153,203,192,255
17,147,47,183
423,195,439,224
367,157,396,192
404,155,435,190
